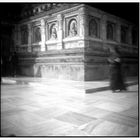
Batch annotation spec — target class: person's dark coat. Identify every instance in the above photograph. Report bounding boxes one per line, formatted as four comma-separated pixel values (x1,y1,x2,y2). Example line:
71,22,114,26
108,49,126,91
10,52,18,76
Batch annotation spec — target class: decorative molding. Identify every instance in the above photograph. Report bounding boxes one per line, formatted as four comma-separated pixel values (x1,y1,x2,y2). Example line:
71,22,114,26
32,20,41,26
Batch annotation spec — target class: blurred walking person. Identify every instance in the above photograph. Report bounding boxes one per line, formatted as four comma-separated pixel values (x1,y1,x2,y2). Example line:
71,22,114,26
108,47,126,92
9,52,18,77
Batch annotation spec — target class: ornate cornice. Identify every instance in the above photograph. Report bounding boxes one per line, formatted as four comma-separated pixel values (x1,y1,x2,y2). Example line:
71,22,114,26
20,3,79,20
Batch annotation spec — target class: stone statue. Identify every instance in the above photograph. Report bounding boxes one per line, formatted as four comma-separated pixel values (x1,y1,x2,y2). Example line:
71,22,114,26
89,19,97,37
107,23,113,40
51,26,57,39
34,27,41,42
69,21,77,37
23,30,28,44
21,26,28,44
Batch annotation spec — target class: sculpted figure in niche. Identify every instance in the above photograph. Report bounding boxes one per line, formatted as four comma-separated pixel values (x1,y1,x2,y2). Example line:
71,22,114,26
89,19,98,37
107,23,114,40
21,29,28,44
121,26,127,43
34,27,41,43
69,20,77,37
50,25,57,40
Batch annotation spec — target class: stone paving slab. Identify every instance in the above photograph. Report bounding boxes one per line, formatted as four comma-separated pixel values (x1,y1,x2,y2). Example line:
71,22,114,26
1,77,138,94
1,82,138,137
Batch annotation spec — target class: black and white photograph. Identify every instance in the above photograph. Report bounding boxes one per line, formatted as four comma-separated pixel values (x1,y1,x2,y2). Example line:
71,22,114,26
0,1,139,137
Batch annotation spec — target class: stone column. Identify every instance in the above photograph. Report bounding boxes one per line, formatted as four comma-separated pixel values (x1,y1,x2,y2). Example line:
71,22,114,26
78,6,88,48
40,19,46,51
78,6,88,39
116,22,121,43
101,15,107,41
27,23,32,52
57,14,63,49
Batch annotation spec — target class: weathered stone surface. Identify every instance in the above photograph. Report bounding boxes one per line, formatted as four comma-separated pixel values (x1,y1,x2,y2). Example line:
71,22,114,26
14,4,138,81
39,64,84,81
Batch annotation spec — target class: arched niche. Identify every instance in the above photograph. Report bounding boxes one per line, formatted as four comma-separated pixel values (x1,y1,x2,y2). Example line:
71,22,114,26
68,19,78,37
107,23,114,40
89,18,98,37
50,24,57,40
33,26,41,43
21,27,28,45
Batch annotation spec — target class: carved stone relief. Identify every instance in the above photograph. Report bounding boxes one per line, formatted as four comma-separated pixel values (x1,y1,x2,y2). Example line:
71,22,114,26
50,24,57,40
89,16,100,38
107,22,114,40
65,16,78,38
121,25,128,43
68,19,77,37
46,21,58,40
21,25,28,45
32,26,41,43
89,19,97,37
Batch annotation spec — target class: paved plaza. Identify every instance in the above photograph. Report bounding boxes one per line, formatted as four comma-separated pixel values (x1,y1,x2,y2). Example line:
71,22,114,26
1,77,139,137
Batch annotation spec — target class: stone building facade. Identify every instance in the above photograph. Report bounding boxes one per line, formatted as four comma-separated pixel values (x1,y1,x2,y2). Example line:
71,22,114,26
13,3,138,81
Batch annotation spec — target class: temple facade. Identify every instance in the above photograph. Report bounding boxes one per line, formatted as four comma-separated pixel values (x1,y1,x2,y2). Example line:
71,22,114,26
13,3,138,81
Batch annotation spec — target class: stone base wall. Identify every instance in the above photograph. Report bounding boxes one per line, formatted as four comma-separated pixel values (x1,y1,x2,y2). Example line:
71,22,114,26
85,64,109,81
128,64,138,76
18,48,85,80
17,38,138,81
19,64,35,77
84,40,138,81
34,64,84,80
84,40,109,81
122,63,138,77
18,54,138,81
120,46,139,78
